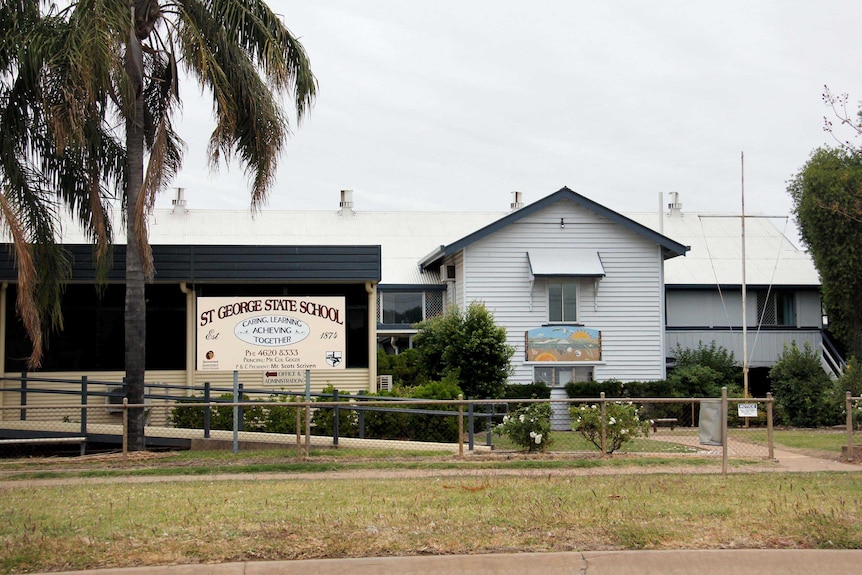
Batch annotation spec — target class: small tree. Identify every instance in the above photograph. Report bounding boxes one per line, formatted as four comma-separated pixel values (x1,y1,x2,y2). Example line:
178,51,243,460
769,342,832,427
570,402,649,454
413,302,514,398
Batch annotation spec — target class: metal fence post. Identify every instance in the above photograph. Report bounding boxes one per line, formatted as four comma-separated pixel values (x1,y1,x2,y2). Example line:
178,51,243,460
721,387,728,476
458,394,464,457
600,392,607,455
333,389,340,446
80,376,88,438
232,372,239,454
357,391,365,439
237,382,244,432
19,371,26,421
203,382,211,439
295,400,302,458
486,402,494,447
467,397,474,451
847,391,855,462
766,392,774,460
304,370,311,457
122,397,129,463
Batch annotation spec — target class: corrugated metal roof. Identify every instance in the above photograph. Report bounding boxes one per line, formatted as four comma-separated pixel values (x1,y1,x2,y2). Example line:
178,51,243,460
627,212,820,287
50,200,818,288
57,208,503,286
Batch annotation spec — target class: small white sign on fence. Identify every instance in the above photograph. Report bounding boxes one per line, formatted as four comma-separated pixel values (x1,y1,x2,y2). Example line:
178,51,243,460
737,403,758,418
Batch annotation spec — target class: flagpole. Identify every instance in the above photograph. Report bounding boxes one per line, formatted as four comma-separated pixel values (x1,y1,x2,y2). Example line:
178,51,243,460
741,151,749,399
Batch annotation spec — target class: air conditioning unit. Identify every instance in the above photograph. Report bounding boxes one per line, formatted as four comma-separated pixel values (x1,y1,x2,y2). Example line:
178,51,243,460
377,375,393,392
106,385,125,414
440,264,456,282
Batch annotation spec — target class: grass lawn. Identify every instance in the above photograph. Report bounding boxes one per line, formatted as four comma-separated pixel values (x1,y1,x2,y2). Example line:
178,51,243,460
1,470,860,572
770,429,854,454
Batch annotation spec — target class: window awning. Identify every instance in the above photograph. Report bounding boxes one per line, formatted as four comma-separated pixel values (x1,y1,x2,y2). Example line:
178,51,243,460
527,249,605,278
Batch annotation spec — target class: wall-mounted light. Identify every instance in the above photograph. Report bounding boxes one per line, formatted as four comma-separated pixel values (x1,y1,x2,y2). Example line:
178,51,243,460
560,218,565,229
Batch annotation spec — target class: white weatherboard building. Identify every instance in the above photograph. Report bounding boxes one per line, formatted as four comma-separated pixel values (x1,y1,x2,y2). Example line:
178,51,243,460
0,187,826,402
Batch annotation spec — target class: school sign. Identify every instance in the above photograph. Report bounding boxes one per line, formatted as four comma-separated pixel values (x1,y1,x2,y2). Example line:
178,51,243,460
196,296,346,371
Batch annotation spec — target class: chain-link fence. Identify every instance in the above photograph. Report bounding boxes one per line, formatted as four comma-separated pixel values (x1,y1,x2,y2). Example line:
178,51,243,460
1,376,783,469
16,376,862,467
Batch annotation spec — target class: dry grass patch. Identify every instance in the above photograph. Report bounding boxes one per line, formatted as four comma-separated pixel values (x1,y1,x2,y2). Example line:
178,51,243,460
2,472,861,572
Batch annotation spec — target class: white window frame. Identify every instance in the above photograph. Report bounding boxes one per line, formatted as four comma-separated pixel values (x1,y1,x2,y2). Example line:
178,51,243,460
533,365,594,387
547,280,579,323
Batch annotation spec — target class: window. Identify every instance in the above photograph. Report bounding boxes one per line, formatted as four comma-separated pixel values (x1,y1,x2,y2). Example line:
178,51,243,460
756,291,796,326
548,281,578,323
534,366,593,387
381,292,423,324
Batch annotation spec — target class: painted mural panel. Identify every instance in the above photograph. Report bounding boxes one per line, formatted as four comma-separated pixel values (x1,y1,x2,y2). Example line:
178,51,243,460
525,326,601,362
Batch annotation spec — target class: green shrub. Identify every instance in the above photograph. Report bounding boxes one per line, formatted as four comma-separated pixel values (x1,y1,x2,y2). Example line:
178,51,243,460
770,342,832,427
624,379,679,398
565,379,624,398
310,385,359,437
169,393,237,430
495,402,552,452
570,401,649,454
669,342,741,396
829,358,862,428
170,392,301,432
501,382,551,399
362,375,464,443
377,348,427,387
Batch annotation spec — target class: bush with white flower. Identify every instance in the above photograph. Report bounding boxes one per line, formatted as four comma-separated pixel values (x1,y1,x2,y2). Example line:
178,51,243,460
570,401,649,453
495,402,552,452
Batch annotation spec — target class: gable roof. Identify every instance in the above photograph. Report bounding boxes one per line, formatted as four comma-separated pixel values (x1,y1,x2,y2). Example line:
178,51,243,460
419,186,690,269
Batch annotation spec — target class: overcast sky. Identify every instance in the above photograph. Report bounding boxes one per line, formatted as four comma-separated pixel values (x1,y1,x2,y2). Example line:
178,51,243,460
160,1,862,222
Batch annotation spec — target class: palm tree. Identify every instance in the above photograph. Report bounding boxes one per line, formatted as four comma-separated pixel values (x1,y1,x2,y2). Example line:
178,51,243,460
1,0,118,368
2,0,316,450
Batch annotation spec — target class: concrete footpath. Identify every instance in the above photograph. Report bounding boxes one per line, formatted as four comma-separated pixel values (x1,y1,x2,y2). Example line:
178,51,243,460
37,550,862,575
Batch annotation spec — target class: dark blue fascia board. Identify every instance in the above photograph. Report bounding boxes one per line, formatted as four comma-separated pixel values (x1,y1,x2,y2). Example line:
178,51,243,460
0,244,381,283
378,284,447,292
419,186,689,269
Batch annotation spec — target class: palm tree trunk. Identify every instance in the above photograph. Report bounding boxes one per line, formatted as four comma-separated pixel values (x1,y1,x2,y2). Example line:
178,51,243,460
124,20,147,451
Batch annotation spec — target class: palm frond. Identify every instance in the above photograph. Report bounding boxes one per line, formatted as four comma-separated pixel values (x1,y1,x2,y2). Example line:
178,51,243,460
177,0,316,205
